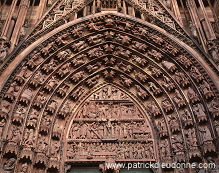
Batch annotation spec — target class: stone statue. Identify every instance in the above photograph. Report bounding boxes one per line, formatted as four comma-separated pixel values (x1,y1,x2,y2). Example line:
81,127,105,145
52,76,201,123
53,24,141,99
0,37,10,63
189,21,198,39
19,163,28,173
2,158,16,173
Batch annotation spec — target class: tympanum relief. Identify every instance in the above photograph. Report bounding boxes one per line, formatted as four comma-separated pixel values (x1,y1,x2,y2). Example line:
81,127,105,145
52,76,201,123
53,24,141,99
66,85,155,162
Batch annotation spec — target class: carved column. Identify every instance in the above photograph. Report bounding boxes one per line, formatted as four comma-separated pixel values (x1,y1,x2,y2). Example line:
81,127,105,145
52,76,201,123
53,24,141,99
171,0,183,24
1,0,18,38
186,0,207,52
6,17,16,39
37,0,47,21
197,0,219,63
10,0,30,50
123,0,127,14
197,0,216,40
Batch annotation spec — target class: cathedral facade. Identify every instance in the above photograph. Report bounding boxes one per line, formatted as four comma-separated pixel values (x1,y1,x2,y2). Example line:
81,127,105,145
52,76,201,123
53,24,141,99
0,0,219,172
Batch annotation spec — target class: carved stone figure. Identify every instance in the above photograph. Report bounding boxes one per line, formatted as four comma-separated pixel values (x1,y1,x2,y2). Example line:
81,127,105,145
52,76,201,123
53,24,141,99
157,118,168,137
173,89,186,108
162,60,177,73
44,76,58,92
146,101,161,117
86,75,100,87
70,71,84,83
176,55,192,68
57,84,69,97
147,49,163,61
134,70,148,83
185,128,201,158
0,118,6,135
87,62,102,73
30,71,46,88
189,21,198,39
0,37,10,63
2,158,16,173
46,100,58,114
150,34,164,45
42,58,57,74
23,129,35,147
50,141,60,158
26,51,43,70
87,47,104,59
15,66,32,84
199,126,215,153
12,105,26,124
132,55,148,67
199,126,213,143
118,62,132,73
71,40,87,51
120,75,132,87
70,86,85,100
59,101,71,118
161,97,173,113
40,113,52,134
135,85,148,100
116,34,131,45
8,126,21,143
34,91,47,109
149,66,162,78
199,80,214,100
181,109,193,127
174,71,190,87
132,41,148,52
161,75,175,92
0,100,11,119
4,82,20,102
41,42,55,56
171,134,184,154
56,50,69,61
114,47,131,58
168,115,180,133
88,34,103,44
193,104,207,123
57,62,71,78
190,66,204,83
148,82,162,96
38,135,48,153
187,87,200,104
27,109,39,128
19,163,28,173
208,99,219,118
159,139,171,161
207,40,219,63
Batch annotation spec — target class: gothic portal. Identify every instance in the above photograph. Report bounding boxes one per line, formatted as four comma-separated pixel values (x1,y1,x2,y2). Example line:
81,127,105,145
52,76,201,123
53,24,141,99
0,0,219,173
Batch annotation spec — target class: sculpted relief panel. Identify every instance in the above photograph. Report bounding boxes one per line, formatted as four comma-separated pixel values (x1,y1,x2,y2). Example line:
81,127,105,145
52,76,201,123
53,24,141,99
66,85,155,162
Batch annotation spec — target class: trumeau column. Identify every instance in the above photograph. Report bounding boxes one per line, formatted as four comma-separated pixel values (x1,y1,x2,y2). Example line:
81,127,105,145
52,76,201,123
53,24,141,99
171,0,183,25
1,0,18,38
186,0,207,52
197,0,216,40
10,0,30,51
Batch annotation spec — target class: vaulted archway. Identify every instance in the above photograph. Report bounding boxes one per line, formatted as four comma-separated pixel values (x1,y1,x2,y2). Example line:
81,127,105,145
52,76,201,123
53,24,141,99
0,12,218,173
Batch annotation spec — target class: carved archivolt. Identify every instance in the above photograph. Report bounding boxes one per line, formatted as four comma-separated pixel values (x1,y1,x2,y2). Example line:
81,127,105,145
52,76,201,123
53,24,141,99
0,14,218,172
